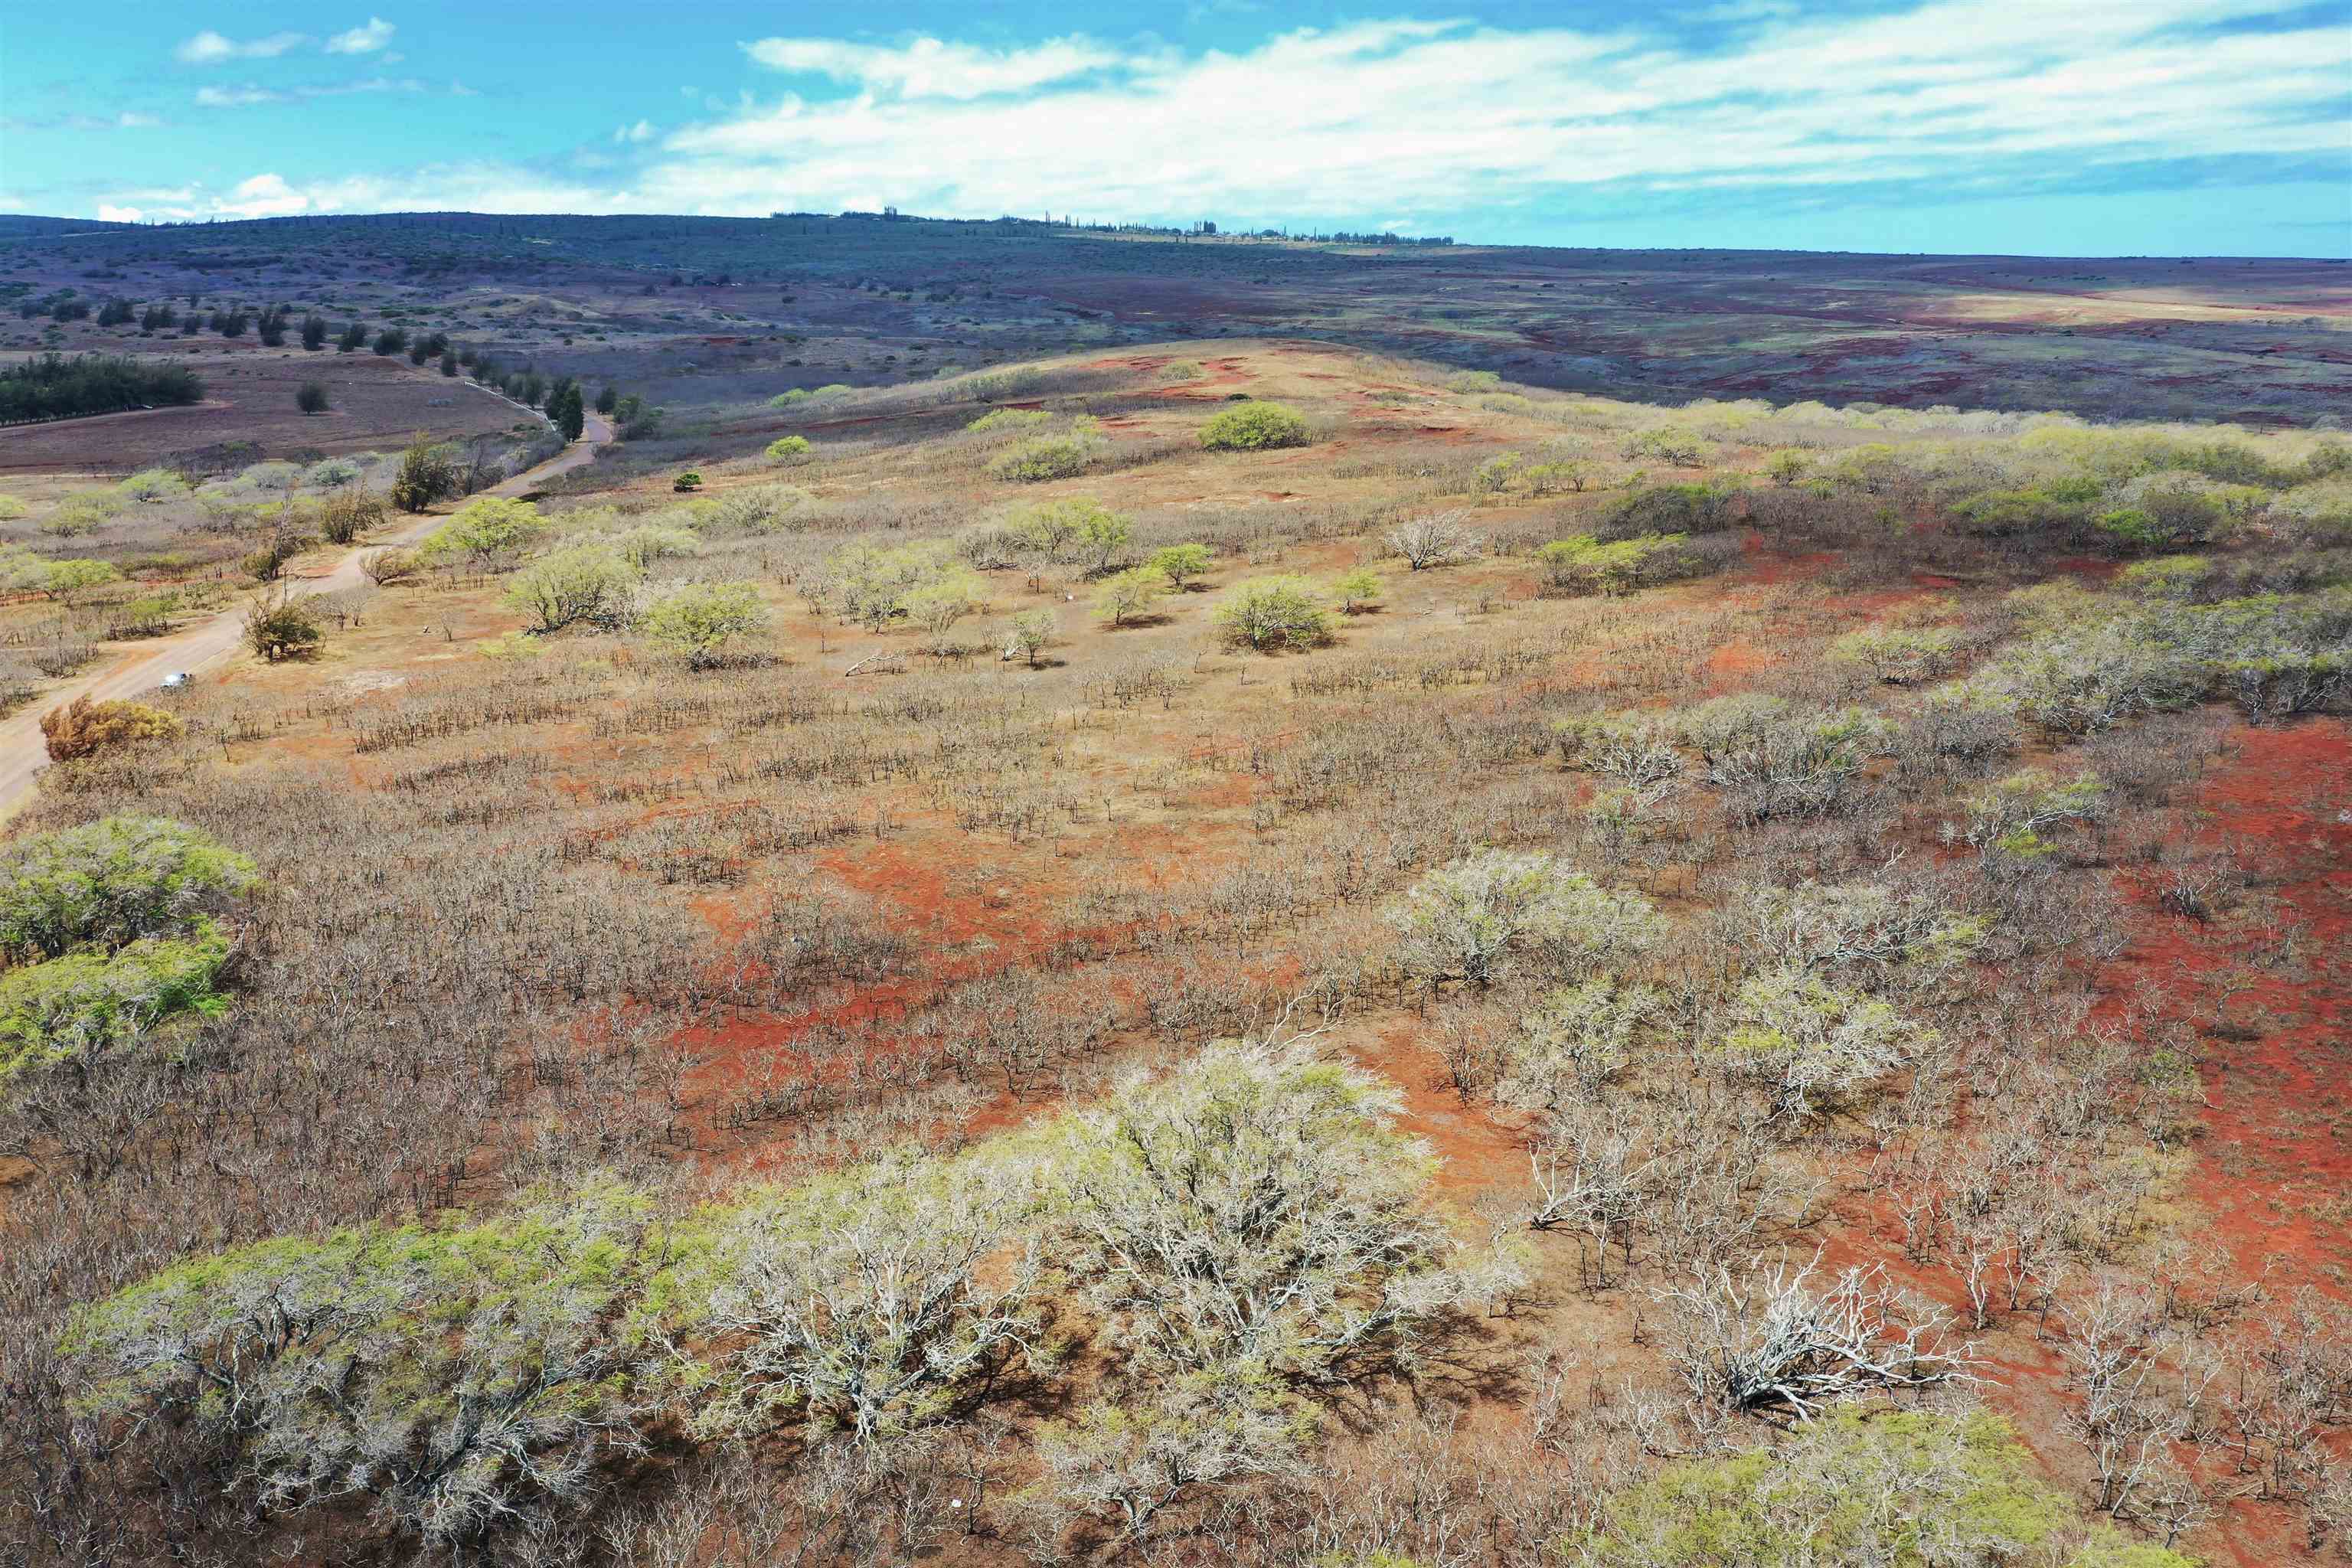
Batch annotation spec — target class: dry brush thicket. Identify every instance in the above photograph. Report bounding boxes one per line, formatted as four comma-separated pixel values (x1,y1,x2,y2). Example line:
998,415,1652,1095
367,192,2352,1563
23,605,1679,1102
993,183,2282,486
2,353,2348,1568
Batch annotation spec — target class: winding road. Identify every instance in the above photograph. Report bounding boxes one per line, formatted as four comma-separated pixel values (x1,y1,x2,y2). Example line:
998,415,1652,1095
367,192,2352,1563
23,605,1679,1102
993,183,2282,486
0,409,613,819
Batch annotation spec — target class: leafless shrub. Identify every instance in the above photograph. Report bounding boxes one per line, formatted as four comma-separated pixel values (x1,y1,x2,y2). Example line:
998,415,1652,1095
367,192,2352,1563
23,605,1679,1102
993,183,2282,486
1386,509,1486,570
1658,1253,1973,1429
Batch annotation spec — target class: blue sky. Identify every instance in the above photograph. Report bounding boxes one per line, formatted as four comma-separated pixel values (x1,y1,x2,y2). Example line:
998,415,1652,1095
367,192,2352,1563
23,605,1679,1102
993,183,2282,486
5,1,2348,256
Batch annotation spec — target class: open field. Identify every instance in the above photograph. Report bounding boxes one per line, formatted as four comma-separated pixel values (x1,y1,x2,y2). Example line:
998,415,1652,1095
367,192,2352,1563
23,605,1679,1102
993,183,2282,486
2,270,2349,1568
2,216,2344,479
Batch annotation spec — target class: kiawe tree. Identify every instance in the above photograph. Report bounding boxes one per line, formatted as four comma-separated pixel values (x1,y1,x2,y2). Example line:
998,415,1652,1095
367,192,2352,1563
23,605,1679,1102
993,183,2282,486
58,1178,668,1547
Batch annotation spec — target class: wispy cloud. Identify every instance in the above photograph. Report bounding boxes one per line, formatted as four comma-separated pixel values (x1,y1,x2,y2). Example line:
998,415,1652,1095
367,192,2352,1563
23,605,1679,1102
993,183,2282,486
175,18,395,65
112,1,2352,234
743,34,1134,99
5,110,166,132
195,77,436,109
175,28,309,64
194,84,287,107
325,17,396,55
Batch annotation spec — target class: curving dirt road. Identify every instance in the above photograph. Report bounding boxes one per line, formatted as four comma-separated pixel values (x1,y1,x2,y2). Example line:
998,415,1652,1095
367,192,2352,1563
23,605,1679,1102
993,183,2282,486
0,409,613,820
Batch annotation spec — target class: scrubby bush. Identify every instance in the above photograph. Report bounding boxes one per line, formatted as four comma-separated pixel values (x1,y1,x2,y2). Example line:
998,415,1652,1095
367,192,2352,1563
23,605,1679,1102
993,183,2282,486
763,434,812,464
989,431,1107,482
1960,768,2107,856
1570,1408,2182,1568
1387,849,1663,992
0,815,253,1081
1696,705,1896,825
361,547,420,586
829,539,980,632
295,382,329,415
39,697,183,763
1713,967,1933,1122
1333,567,1384,613
418,496,547,569
116,469,189,505
501,545,640,633
640,581,769,665
1004,607,1056,665
0,815,254,964
667,1148,1049,1445
1200,401,1309,451
59,1179,667,1547
25,557,122,603
1053,1044,1520,1381
1537,532,1700,596
1975,619,2206,735
966,407,1052,434
611,524,700,567
1501,977,1662,1108
1213,575,1330,651
1829,625,1962,684
1596,482,1737,541
317,487,386,546
1,925,230,1082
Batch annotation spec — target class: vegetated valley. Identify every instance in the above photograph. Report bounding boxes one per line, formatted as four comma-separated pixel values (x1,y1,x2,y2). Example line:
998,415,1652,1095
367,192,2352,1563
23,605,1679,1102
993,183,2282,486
1,213,2348,1568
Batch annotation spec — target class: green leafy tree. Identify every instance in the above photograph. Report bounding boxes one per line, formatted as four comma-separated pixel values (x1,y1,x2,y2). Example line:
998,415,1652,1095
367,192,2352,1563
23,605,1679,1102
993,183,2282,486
0,815,256,962
371,326,407,357
418,497,547,567
1,924,230,1082
299,313,327,350
1333,567,1384,613
639,581,769,666
243,592,322,662
501,544,639,632
0,815,253,1082
34,558,122,605
765,434,812,464
294,382,328,415
555,384,586,442
58,1180,668,1547
1004,608,1056,666
593,385,617,415
1212,574,1329,651
1199,401,1310,451
1148,542,1212,588
389,436,461,512
336,321,366,351
1093,565,1170,627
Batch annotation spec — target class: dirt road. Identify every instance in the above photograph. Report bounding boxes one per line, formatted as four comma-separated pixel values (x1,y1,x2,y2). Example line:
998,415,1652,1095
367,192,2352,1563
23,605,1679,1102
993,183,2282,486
0,409,612,819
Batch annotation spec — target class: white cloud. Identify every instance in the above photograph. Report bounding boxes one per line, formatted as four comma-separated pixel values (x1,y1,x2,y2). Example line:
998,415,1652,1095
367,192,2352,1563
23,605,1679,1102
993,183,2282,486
116,2,2352,227
326,17,396,55
99,204,145,222
300,77,427,96
116,111,163,128
195,84,288,107
743,34,1132,99
175,28,307,64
